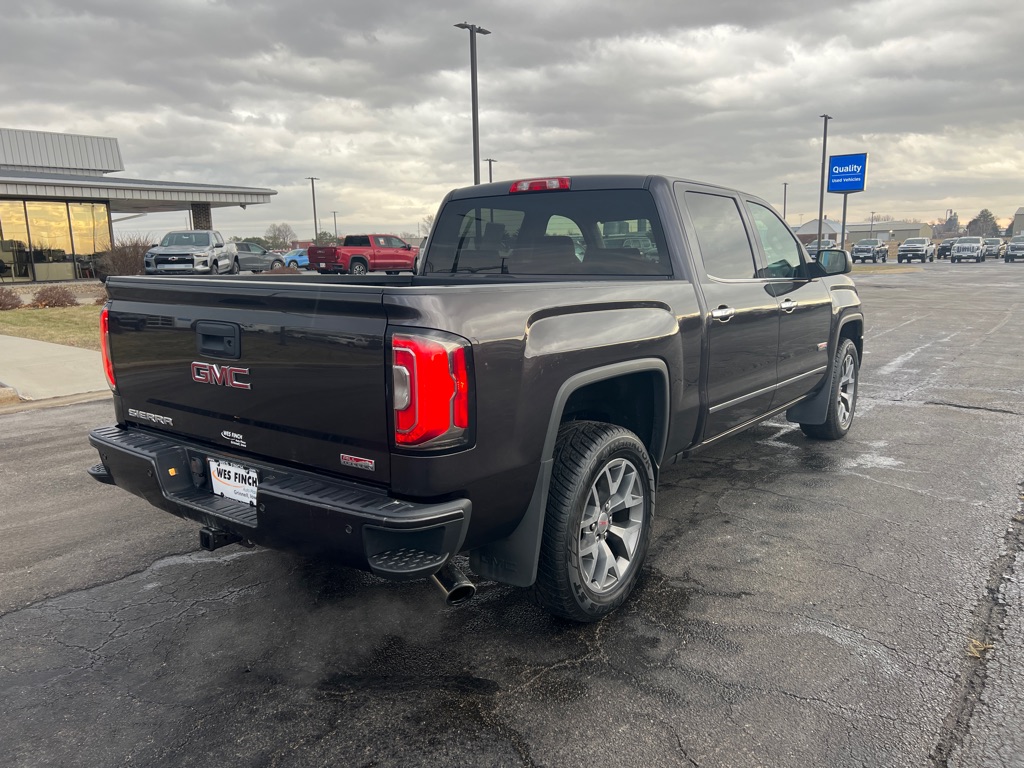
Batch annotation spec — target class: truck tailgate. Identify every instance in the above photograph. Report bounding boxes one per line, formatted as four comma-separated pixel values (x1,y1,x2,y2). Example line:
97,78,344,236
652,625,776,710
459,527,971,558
105,277,392,485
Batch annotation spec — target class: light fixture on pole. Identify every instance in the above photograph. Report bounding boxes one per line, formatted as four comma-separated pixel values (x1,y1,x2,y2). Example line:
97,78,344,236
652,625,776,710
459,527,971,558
454,22,491,185
483,158,496,183
306,177,320,244
816,114,832,251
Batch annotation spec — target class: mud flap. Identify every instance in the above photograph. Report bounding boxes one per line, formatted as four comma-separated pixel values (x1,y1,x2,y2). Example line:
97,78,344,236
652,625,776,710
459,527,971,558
785,367,835,426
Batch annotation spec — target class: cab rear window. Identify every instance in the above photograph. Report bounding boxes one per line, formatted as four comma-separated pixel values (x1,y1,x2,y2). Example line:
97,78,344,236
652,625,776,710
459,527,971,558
422,190,672,276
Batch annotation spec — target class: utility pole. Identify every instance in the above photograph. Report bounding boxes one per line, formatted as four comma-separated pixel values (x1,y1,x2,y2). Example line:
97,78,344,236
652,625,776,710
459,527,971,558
484,158,496,183
870,211,875,239
306,177,320,244
816,114,833,251
783,182,789,219
331,210,339,241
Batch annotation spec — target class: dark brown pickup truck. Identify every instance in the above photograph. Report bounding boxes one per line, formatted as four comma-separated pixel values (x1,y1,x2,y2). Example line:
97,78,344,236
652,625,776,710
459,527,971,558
88,174,864,621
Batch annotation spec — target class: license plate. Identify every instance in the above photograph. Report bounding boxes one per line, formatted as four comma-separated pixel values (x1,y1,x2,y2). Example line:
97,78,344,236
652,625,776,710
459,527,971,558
319,262,326,267
208,458,258,506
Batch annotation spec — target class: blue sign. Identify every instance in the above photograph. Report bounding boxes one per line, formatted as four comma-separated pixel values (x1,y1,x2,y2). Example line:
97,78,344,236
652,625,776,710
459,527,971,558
827,152,868,194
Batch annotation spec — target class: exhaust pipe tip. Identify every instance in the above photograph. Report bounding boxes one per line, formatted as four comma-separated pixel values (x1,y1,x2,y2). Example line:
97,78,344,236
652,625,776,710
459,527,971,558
430,561,476,606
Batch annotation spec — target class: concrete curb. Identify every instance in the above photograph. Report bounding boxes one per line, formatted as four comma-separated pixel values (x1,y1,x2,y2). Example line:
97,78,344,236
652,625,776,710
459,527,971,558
0,390,111,415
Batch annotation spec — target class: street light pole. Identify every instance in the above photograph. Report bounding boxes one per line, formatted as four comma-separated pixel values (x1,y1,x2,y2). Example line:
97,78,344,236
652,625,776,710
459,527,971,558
783,182,789,220
483,158,496,183
870,211,875,239
331,210,339,241
306,177,320,244
816,114,833,251
455,22,491,185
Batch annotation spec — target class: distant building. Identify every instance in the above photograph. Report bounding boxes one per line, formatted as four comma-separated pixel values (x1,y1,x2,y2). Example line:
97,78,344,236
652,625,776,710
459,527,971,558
0,128,275,282
845,222,933,246
1013,207,1024,237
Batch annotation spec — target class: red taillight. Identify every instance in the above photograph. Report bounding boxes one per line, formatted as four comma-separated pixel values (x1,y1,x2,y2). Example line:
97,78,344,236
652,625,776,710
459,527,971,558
509,177,571,193
100,306,116,391
392,332,471,448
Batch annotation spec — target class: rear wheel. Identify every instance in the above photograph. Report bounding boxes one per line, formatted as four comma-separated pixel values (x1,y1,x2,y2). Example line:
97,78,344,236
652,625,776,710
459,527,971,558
531,421,654,622
229,259,240,274
801,338,859,441
349,260,368,275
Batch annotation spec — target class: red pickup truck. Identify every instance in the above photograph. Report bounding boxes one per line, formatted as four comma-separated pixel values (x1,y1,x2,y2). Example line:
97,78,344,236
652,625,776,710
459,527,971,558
308,234,418,275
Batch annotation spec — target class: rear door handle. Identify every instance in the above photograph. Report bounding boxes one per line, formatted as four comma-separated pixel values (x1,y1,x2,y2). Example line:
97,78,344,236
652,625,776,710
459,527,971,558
780,299,797,314
711,307,735,322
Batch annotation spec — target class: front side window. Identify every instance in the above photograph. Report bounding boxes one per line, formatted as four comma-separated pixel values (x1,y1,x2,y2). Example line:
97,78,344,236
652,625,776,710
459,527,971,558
683,191,757,280
747,201,803,279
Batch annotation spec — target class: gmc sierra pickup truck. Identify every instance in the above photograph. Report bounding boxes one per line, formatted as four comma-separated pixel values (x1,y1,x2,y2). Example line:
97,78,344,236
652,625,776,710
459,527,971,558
309,234,418,275
88,175,864,622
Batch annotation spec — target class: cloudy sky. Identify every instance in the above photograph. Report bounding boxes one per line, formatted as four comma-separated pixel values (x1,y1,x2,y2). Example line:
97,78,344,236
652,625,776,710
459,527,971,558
2,0,1022,240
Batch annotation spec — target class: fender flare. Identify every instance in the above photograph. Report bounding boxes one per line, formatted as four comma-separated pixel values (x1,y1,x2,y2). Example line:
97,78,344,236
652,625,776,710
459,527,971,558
469,358,670,587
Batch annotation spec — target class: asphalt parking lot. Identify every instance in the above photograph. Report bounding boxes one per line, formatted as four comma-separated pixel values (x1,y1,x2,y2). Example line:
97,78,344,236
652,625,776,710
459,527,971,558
1,260,1022,767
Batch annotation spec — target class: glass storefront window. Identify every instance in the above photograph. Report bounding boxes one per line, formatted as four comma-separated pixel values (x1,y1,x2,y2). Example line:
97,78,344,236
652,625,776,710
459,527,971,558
69,203,112,279
26,201,75,281
0,199,112,282
0,201,32,282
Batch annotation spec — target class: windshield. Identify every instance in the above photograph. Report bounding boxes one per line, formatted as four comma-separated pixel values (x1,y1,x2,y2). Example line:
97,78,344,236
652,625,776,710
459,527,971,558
1012,237,1024,243
904,238,927,245
856,240,880,246
984,239,1001,244
959,237,983,244
161,232,210,247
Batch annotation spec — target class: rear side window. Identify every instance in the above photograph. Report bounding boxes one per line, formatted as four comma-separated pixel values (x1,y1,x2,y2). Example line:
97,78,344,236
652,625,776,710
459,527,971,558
684,192,757,280
422,189,672,276
345,236,371,247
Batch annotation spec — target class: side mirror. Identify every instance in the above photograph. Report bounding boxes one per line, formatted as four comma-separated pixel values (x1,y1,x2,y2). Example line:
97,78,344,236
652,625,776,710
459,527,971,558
214,242,224,248
150,243,159,248
816,248,852,275
402,243,411,250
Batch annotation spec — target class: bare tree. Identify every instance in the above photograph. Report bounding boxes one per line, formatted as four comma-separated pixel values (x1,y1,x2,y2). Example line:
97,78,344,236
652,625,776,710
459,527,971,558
265,223,298,249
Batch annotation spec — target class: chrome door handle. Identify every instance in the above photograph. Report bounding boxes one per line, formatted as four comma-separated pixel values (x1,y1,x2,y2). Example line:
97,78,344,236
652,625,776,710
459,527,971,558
780,299,797,314
711,307,735,322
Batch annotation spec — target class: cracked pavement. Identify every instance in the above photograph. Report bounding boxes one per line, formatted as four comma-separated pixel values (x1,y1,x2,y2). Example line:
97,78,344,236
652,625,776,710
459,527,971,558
1,262,1022,767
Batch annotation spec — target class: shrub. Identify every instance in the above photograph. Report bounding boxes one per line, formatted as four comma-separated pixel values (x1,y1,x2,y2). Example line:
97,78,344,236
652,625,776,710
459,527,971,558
94,233,152,280
31,285,78,308
266,264,300,275
0,287,22,311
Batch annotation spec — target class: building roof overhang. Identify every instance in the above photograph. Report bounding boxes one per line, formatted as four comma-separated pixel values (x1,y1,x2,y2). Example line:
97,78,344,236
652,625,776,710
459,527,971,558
0,169,276,213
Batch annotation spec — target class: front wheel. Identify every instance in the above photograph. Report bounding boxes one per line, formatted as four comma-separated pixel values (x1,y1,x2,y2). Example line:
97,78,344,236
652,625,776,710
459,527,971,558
800,338,859,441
531,421,654,622
270,259,284,270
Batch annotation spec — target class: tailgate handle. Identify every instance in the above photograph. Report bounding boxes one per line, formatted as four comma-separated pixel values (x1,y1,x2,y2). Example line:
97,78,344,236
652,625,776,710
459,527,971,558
196,321,241,360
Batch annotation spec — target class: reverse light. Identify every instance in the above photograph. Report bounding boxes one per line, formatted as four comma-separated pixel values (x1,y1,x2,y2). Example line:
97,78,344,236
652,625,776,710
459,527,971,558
392,331,472,449
100,306,116,391
509,177,571,193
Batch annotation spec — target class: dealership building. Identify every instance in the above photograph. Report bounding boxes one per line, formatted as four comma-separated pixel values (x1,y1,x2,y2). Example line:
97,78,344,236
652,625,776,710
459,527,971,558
0,128,275,283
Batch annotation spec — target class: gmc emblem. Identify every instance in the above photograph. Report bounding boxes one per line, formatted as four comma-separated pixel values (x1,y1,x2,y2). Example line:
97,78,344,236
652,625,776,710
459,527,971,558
191,362,251,390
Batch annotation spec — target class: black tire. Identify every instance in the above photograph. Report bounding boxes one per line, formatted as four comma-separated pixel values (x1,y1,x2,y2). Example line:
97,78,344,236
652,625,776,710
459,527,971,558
287,261,298,268
881,255,887,263
385,270,399,275
801,338,859,441
229,259,240,274
897,256,904,264
270,259,284,270
531,421,655,622
349,260,368,275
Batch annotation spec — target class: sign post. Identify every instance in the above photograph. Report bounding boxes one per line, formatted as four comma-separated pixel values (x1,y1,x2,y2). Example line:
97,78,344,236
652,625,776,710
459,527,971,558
827,152,868,251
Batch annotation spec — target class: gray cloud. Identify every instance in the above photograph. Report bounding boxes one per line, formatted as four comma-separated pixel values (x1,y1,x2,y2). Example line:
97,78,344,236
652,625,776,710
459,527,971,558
1,0,1022,239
